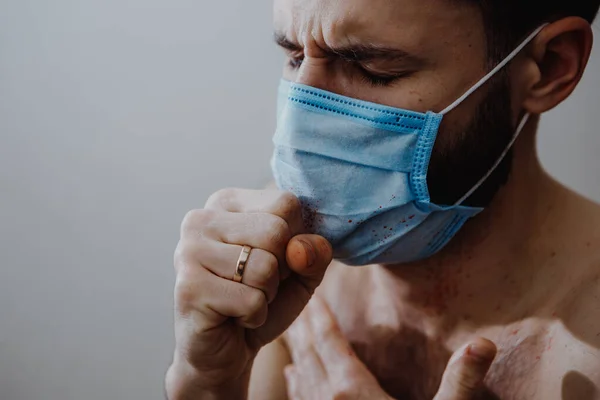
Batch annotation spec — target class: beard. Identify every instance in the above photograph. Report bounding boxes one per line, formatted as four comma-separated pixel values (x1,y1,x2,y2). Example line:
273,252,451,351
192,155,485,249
426,71,516,208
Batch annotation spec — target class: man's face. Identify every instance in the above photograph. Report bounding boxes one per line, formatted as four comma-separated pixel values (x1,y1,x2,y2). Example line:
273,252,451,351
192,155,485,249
274,0,519,207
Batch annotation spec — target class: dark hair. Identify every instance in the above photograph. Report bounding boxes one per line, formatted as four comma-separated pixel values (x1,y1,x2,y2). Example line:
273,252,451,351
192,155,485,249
467,1,600,63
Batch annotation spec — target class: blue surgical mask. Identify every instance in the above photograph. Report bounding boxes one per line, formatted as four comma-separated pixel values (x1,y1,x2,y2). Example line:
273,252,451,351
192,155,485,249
271,26,545,266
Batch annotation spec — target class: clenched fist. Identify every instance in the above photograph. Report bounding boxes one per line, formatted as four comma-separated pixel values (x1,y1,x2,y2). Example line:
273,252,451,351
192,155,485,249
165,189,333,399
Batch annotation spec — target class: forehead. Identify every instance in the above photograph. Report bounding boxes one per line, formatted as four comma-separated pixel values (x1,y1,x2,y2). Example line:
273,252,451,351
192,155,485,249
273,0,484,53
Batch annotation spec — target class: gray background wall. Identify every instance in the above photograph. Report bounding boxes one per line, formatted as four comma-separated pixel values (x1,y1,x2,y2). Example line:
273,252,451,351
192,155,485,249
0,1,598,399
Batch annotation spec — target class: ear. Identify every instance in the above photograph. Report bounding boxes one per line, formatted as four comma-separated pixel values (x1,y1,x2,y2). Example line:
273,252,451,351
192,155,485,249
521,17,594,114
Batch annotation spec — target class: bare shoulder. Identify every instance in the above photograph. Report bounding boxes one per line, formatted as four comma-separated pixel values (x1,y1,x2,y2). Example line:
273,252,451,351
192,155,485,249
547,194,600,393
561,191,600,324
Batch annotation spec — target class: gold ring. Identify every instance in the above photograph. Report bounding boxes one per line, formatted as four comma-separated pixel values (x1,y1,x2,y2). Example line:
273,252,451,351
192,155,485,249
233,245,252,283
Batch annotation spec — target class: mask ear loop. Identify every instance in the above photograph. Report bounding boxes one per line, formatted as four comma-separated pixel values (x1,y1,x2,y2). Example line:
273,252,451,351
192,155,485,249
439,24,548,116
453,112,530,206
435,24,547,206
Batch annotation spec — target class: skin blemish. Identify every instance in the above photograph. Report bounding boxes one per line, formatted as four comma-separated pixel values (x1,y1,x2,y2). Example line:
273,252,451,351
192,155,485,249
551,251,557,258
384,226,387,229
511,329,520,335
409,215,415,220
536,356,541,361
348,220,353,223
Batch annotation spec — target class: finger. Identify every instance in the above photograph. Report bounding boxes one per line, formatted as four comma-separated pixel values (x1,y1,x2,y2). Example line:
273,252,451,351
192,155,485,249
179,239,280,303
247,235,333,346
182,209,292,268
284,366,304,400
433,338,497,400
205,189,305,235
286,234,333,292
307,296,358,380
286,312,327,380
175,266,268,330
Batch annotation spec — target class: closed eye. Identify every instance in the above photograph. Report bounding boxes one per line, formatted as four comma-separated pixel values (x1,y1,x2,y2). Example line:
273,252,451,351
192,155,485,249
287,55,304,70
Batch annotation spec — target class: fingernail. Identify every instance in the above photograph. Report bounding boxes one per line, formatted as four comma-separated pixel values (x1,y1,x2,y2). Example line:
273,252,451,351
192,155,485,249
466,343,493,362
299,239,316,267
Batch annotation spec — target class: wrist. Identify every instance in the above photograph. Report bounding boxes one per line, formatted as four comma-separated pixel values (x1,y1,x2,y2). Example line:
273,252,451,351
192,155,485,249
165,360,250,400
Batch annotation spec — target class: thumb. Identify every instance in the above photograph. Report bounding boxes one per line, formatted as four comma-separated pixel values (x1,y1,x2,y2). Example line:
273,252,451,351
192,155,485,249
249,235,332,348
286,234,333,291
433,338,497,400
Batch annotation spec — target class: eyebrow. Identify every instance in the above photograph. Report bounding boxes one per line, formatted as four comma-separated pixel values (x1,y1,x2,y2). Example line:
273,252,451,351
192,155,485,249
273,32,423,64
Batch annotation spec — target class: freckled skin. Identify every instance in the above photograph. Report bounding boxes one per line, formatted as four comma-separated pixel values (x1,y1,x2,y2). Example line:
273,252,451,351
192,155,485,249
246,0,600,399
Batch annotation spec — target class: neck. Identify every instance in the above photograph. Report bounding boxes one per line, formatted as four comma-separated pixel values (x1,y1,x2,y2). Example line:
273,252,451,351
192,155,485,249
376,115,569,334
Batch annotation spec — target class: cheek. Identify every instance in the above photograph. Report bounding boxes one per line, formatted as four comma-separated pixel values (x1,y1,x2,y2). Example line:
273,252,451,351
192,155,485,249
434,73,496,138
352,68,483,115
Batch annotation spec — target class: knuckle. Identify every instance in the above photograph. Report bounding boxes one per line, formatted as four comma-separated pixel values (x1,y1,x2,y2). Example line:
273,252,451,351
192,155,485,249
267,217,291,247
246,288,267,314
240,289,268,328
174,273,199,314
275,192,302,218
445,360,481,392
457,372,481,391
205,188,236,209
252,251,280,287
181,209,215,235
173,241,186,268
173,238,209,271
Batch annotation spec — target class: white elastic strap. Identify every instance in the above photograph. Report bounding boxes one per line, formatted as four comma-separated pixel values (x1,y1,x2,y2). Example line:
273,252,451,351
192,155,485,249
453,113,531,206
440,24,548,116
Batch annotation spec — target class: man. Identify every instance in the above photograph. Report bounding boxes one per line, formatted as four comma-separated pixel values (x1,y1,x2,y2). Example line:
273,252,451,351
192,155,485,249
166,0,600,399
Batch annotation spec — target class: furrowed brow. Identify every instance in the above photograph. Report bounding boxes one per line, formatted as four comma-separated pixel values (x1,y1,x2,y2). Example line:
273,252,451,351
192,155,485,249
273,32,424,65
331,44,421,64
274,32,302,52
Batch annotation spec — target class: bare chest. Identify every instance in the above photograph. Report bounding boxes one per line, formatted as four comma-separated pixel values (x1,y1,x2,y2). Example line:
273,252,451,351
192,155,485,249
337,316,552,400
318,275,556,400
